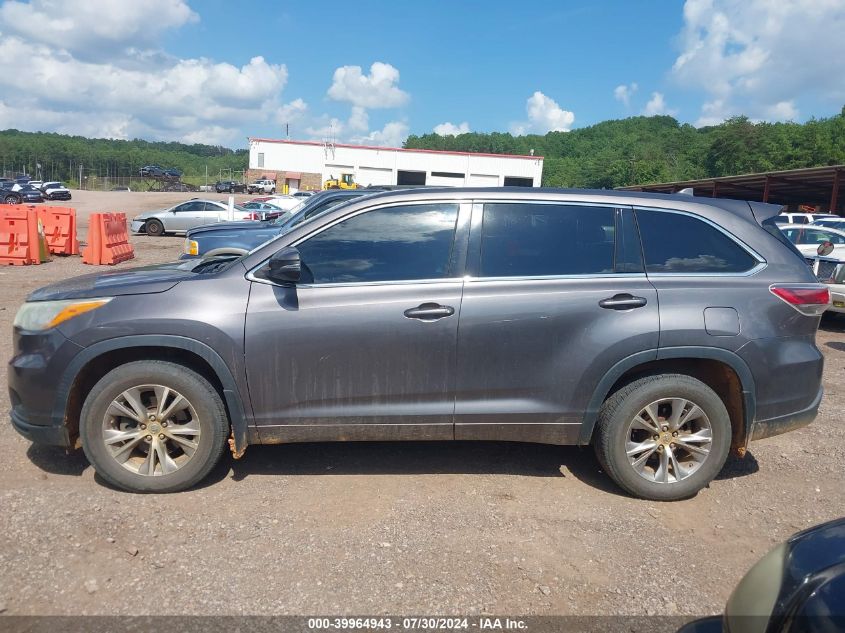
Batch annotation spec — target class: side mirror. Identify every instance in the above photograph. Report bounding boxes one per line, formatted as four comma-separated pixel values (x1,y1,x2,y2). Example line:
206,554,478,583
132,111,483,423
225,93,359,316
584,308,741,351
267,246,302,283
818,241,834,257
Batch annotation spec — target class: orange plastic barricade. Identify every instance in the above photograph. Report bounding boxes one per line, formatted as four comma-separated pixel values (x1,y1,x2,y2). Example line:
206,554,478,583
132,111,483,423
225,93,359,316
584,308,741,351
0,206,43,265
36,206,79,255
82,212,135,265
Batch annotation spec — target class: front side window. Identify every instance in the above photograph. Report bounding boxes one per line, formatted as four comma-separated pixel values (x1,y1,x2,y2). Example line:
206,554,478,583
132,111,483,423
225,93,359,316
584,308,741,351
296,203,459,284
479,203,617,277
636,209,758,273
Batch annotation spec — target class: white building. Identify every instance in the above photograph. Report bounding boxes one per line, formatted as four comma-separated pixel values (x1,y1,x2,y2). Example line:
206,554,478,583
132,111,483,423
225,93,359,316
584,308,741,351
247,138,544,192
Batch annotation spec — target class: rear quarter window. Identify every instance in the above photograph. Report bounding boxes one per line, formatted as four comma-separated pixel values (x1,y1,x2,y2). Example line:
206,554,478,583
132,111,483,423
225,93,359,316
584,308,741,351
635,209,758,273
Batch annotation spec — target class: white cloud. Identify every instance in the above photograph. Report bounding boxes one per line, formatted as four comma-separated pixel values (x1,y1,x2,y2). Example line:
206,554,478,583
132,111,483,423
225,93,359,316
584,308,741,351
327,62,409,109
433,121,470,136
614,82,638,106
642,92,678,117
763,100,799,121
0,31,287,143
276,98,308,125
672,0,845,125
0,0,197,59
351,121,409,148
347,106,369,132
510,91,575,135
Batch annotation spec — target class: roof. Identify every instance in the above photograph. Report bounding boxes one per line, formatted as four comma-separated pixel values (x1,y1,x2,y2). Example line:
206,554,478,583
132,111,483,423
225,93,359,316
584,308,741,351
618,164,844,209
248,137,543,161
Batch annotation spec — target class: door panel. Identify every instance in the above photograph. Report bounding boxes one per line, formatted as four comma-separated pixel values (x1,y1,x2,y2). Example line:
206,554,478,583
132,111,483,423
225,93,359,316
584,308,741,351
244,200,469,443
454,202,660,444
455,276,659,443
245,281,462,439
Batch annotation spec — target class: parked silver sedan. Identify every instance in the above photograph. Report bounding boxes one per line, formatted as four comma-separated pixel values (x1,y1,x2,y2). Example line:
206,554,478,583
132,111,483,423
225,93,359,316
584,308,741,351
131,199,254,236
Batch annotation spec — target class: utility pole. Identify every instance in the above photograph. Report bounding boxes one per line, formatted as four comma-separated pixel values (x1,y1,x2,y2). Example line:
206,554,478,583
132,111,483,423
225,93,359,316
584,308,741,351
79,163,83,190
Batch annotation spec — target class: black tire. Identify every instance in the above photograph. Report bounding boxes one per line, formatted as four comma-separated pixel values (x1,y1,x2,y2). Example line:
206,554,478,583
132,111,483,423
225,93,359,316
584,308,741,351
80,360,229,493
270,188,275,194
594,374,731,501
3,194,21,204
229,187,234,193
145,219,165,236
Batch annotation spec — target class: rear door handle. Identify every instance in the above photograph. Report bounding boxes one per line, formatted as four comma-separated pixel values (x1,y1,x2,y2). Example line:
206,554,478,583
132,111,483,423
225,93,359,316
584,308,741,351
599,294,648,310
404,303,455,321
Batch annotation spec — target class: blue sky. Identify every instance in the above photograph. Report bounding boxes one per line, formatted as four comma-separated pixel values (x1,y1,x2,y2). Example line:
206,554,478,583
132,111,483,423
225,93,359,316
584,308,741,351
1,0,844,147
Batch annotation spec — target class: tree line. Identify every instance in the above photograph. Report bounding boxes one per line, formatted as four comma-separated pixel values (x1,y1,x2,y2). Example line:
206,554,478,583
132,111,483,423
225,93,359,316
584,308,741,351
3,107,845,188
0,129,248,186
404,108,845,188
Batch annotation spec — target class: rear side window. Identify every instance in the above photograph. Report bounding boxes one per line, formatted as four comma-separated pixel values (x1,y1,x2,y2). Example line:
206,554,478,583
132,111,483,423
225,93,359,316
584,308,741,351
635,209,758,273
480,203,617,277
762,218,806,261
297,203,459,284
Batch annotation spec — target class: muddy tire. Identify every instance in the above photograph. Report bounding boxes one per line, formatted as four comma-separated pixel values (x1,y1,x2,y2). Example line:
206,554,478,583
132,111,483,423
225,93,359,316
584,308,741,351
80,361,229,493
594,374,731,501
145,219,164,236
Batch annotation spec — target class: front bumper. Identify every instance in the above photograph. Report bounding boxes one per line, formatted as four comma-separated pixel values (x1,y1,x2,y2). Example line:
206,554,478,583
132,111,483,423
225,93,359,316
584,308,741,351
8,327,83,448
11,406,72,447
130,220,146,233
750,385,823,441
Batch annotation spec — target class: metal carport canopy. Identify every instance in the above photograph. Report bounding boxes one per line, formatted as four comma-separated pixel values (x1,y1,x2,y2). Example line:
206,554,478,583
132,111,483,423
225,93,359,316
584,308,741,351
618,164,844,213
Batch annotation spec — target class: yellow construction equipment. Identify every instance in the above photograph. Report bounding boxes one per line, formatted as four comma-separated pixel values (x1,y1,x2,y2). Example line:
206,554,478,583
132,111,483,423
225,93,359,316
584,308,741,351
323,173,358,190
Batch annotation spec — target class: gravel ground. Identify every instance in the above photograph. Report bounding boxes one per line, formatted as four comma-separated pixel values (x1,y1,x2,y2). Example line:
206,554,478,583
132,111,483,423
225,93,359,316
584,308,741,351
0,191,843,618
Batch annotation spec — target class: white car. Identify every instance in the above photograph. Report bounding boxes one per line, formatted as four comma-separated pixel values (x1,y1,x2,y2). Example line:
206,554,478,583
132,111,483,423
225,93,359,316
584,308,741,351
131,199,254,236
265,195,303,211
41,181,72,201
827,264,845,314
247,179,276,194
810,217,845,229
774,212,838,225
779,223,845,259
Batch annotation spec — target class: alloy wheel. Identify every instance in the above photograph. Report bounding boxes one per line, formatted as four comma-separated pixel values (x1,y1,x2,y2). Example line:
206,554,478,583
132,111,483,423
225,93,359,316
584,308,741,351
101,384,201,476
625,397,713,484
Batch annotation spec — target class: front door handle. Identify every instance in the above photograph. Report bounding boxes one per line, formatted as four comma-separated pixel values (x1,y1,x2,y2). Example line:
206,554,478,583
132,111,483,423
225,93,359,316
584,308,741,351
404,303,455,321
599,294,648,310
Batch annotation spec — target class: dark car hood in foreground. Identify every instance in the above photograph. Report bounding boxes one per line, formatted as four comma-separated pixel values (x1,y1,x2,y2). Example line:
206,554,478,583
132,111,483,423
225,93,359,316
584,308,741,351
27,260,207,301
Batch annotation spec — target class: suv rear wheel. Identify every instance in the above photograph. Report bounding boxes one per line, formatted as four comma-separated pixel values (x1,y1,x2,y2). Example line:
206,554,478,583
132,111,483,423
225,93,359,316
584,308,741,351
594,374,731,501
79,361,229,493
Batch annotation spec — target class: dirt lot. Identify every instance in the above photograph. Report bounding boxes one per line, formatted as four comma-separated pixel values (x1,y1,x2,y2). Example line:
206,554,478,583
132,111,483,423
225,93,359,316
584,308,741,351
0,191,843,618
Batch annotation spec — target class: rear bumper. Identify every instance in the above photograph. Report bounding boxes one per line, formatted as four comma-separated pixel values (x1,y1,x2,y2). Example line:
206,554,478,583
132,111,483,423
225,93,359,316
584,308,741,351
750,385,823,441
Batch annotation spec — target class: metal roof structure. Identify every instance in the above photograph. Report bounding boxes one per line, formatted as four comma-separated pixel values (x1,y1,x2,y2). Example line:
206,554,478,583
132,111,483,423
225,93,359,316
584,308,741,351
618,164,844,213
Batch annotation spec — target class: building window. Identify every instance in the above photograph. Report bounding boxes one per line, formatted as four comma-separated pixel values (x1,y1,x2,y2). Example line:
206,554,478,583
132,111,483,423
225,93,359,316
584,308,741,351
257,152,264,168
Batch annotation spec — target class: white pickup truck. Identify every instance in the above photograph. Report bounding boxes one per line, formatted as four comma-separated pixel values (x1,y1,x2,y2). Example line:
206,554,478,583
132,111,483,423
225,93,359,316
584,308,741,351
248,179,276,194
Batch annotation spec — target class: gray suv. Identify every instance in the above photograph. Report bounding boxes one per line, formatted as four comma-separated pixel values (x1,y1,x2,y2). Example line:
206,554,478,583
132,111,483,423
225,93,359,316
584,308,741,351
9,188,828,499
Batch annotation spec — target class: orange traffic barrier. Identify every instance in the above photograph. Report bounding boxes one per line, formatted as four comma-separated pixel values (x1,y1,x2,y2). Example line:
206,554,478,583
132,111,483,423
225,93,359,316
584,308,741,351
36,206,79,255
82,212,135,265
0,206,45,265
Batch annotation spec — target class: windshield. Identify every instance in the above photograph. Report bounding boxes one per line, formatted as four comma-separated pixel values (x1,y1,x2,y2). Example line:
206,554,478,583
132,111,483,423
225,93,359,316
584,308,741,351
244,195,370,257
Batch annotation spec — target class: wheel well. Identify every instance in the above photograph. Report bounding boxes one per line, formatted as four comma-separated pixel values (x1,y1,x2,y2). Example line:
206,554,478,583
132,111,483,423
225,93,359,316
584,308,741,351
64,346,226,446
603,358,747,453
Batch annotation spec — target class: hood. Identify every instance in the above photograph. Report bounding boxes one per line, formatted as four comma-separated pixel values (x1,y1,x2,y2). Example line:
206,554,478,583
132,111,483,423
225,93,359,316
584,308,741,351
27,260,206,301
132,209,167,221
188,220,277,236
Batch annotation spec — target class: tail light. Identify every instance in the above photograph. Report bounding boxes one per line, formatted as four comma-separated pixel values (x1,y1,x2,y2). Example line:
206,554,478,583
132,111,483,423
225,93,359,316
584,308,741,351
769,284,830,316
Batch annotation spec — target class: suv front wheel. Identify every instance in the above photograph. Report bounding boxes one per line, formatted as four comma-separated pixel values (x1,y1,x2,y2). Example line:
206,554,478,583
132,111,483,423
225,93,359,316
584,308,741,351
80,360,229,493
594,374,731,501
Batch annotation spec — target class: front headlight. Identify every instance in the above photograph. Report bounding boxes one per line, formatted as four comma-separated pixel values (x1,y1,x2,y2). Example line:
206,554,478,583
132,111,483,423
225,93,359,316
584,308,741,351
13,298,113,331
185,239,199,256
